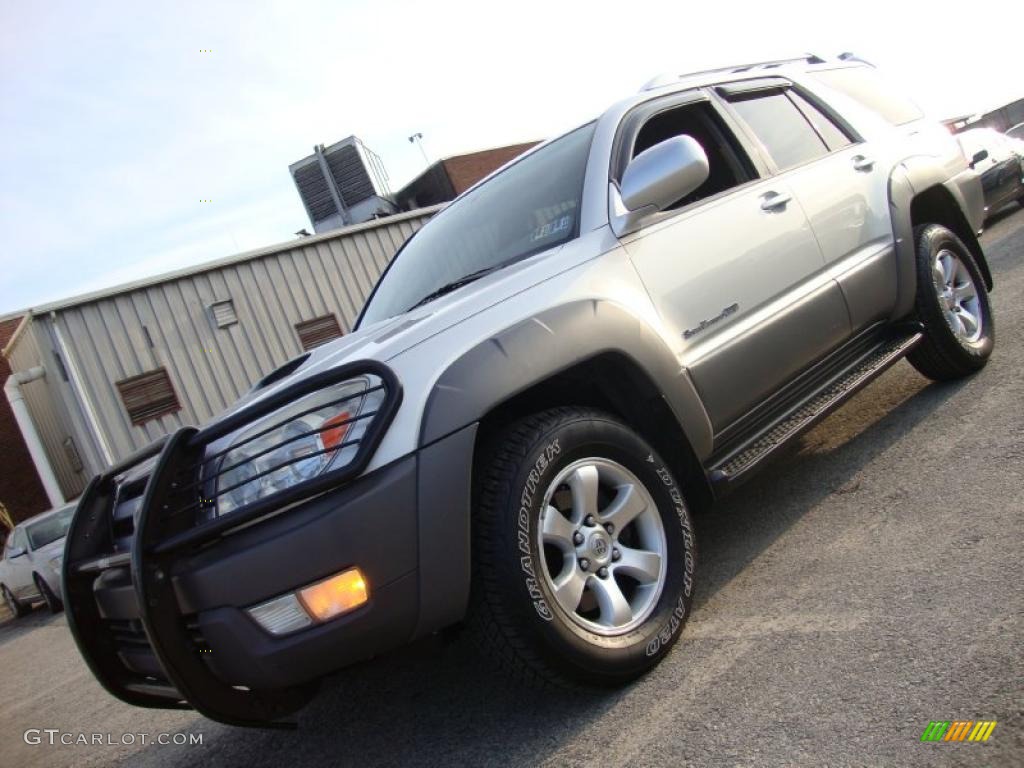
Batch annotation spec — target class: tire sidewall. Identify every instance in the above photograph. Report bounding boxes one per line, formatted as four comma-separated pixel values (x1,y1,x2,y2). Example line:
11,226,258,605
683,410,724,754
3,585,22,617
916,225,994,364
36,575,60,613
500,414,695,681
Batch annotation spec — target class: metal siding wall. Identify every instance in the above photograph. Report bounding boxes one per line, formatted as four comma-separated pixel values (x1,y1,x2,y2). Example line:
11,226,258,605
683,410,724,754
23,210,433,463
4,321,89,498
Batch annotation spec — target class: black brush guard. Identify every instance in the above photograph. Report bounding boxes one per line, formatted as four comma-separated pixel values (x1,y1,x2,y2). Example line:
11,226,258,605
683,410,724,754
61,361,401,727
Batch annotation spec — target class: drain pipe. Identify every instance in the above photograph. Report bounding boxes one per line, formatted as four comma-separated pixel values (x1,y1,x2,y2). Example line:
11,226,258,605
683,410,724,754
4,366,64,508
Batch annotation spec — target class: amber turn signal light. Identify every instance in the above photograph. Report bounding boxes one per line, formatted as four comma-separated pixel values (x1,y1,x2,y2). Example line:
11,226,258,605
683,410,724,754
297,567,368,622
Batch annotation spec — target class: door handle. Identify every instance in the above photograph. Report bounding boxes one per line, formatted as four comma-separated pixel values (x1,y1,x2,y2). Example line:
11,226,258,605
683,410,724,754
760,191,792,211
852,154,875,172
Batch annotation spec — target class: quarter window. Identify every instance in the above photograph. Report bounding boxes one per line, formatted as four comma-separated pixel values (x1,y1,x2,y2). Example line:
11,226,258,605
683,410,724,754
727,90,829,171
809,67,924,126
787,90,854,151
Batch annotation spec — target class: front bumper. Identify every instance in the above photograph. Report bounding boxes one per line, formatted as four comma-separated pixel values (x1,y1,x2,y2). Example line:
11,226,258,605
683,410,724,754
62,364,476,727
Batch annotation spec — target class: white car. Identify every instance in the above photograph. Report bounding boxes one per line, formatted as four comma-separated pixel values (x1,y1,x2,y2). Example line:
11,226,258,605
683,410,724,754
1,504,74,616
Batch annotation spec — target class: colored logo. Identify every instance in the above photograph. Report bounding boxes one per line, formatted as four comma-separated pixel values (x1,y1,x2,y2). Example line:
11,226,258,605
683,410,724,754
921,720,997,742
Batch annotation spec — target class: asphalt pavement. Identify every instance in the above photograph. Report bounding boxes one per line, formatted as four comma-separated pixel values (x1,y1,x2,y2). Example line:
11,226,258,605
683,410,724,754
2,205,1022,768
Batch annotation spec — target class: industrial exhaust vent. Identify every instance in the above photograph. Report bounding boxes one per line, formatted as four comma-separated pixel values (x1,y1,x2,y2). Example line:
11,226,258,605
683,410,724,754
289,136,397,233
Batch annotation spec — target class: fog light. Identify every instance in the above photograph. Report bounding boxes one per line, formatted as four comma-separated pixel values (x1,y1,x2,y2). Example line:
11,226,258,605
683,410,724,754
247,593,313,636
298,567,369,622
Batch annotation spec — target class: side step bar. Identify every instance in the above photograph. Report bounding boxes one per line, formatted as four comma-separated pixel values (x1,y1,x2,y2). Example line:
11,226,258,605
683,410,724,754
709,331,922,487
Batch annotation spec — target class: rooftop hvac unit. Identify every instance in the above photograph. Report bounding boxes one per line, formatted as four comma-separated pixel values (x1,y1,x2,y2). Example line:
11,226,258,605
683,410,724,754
289,137,396,233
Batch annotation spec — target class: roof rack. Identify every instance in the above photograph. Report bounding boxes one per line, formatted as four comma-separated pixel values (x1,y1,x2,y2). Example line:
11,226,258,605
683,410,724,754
640,53,830,92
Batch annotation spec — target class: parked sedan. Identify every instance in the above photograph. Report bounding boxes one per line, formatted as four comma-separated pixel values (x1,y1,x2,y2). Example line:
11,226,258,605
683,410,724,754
957,128,1024,219
0,504,74,617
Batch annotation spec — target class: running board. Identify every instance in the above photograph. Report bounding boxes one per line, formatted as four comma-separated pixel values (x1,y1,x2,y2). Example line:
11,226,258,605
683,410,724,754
708,332,922,487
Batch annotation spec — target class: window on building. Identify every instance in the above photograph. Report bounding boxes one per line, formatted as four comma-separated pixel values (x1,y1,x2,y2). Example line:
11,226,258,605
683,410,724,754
809,67,924,126
209,299,238,328
727,90,830,171
295,314,343,350
115,367,181,426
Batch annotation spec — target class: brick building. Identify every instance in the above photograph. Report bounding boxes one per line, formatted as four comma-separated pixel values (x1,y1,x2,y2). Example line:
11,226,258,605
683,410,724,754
394,142,539,210
0,315,50,525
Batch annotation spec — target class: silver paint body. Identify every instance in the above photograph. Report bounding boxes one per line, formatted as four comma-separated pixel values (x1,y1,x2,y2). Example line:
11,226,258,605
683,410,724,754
223,61,984,469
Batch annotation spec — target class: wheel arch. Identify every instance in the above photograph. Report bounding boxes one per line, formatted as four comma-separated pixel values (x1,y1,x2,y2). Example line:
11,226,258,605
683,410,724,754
419,299,716,510
889,161,993,318
474,351,714,511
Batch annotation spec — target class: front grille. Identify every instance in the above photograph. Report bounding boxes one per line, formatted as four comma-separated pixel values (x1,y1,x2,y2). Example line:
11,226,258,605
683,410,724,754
63,361,400,724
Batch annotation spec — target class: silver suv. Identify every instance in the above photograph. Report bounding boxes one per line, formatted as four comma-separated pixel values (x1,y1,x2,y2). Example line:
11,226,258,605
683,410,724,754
63,55,994,726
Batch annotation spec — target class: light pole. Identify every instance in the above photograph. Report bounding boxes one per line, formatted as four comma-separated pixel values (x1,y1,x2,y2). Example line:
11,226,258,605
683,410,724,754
408,132,430,167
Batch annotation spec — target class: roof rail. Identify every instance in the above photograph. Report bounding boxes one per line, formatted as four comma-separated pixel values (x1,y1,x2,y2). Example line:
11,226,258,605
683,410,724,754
640,53,829,92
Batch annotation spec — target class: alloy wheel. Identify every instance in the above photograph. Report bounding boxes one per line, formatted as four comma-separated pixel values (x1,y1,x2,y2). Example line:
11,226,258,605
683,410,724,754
933,248,983,344
537,458,667,636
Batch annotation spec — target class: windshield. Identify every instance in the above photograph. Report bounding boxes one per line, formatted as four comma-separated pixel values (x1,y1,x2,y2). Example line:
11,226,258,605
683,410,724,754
359,122,596,326
25,505,75,550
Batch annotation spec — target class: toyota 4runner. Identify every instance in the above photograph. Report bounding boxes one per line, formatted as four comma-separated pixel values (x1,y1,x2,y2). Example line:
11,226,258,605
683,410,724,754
63,54,995,726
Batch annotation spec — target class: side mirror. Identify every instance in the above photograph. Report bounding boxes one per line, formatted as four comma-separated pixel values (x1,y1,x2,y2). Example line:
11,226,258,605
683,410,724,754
8,546,26,558
970,149,989,168
620,135,710,214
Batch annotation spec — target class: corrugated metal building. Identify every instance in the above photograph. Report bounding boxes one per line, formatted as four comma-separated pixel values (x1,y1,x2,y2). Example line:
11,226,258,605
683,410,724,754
3,206,439,501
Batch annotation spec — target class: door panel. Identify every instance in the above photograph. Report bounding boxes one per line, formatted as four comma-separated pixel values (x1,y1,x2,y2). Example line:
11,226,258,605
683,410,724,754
689,280,849,428
784,146,897,329
621,177,846,431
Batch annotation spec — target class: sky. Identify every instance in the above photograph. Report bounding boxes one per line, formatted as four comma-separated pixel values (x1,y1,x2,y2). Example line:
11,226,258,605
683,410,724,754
1,0,1020,316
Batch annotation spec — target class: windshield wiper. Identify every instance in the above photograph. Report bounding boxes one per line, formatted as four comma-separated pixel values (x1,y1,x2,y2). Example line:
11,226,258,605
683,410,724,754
405,263,508,312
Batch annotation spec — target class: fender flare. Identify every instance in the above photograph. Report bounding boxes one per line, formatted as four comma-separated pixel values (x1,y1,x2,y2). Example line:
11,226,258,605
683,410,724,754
888,158,992,319
418,298,714,460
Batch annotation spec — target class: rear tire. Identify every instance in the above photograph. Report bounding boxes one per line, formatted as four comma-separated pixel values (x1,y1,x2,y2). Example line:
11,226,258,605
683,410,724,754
35,574,63,614
2,585,28,619
469,407,696,687
906,224,994,381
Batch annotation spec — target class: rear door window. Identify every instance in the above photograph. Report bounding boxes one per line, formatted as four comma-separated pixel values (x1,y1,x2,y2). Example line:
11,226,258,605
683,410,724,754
726,90,829,171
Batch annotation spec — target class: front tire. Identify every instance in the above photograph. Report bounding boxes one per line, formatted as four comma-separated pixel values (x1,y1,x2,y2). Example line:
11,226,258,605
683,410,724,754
906,224,994,381
469,407,696,686
2,585,28,619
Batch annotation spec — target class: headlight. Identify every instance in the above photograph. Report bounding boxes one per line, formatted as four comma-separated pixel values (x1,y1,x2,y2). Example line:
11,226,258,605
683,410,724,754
210,374,386,517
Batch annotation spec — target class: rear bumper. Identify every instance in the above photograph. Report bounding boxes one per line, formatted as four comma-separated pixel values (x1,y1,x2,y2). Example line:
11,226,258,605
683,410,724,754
62,362,475,726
